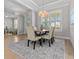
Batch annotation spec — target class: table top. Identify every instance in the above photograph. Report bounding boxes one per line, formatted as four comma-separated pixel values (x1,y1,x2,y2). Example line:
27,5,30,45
35,29,48,32
35,29,49,36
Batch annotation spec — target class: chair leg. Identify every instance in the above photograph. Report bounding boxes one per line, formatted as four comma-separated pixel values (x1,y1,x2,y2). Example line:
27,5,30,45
39,39,42,46
53,36,55,42
51,36,55,44
43,39,45,43
51,38,53,44
49,40,51,47
33,41,36,49
27,40,30,47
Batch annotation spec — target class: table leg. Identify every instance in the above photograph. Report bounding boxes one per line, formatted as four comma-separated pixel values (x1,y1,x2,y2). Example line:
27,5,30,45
33,41,36,49
43,39,45,42
27,40,30,47
49,40,51,47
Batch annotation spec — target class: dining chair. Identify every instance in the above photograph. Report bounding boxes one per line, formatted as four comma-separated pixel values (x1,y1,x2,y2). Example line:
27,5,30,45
33,26,37,31
26,26,41,49
51,26,55,43
43,27,55,47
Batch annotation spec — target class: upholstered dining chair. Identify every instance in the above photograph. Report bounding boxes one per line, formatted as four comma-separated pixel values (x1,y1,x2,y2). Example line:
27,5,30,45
43,27,55,47
51,26,55,43
26,26,41,49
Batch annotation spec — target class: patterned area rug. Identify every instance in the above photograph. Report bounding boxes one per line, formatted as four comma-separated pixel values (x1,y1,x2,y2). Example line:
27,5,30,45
9,39,65,59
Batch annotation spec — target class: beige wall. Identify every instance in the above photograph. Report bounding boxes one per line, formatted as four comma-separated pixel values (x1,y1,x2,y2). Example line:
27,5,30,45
70,0,74,46
35,5,70,38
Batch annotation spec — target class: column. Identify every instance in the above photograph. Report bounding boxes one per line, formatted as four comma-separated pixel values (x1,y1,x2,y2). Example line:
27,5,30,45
32,10,35,27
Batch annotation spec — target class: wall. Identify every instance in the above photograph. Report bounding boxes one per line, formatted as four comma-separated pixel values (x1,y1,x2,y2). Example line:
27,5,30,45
17,11,32,35
4,18,13,29
4,5,71,39
70,0,74,47
35,5,70,38
17,15,24,34
70,25,74,46
24,11,32,34
61,6,70,37
4,10,32,35
4,10,14,30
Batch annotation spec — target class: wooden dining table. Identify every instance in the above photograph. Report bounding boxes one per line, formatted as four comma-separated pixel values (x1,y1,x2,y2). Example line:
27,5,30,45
34,29,49,36
34,29,49,46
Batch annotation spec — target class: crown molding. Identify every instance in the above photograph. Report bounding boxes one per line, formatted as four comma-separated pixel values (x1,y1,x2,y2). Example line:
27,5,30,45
39,0,64,8
38,0,69,11
16,0,38,11
29,0,39,8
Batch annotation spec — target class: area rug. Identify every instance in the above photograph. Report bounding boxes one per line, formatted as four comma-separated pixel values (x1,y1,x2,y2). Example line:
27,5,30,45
9,39,65,59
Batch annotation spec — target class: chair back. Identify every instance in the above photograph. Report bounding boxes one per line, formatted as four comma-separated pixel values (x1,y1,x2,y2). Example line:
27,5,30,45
33,26,37,31
48,26,55,38
48,27,53,38
26,26,36,41
51,26,55,37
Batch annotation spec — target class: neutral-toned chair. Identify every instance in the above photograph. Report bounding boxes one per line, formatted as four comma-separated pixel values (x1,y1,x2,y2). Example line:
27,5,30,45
43,26,55,47
33,26,37,31
26,26,41,49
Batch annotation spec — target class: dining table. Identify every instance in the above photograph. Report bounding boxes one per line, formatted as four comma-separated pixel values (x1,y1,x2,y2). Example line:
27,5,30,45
35,29,49,36
34,29,49,46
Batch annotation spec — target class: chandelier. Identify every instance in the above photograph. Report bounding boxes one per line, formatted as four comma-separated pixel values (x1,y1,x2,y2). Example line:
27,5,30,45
38,10,48,17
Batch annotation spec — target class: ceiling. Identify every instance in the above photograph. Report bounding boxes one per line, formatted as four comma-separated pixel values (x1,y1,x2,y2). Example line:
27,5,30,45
4,0,31,13
4,0,70,14
15,0,70,11
32,0,60,7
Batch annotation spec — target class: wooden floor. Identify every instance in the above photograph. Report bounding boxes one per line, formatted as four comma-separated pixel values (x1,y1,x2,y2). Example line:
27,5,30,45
4,33,74,59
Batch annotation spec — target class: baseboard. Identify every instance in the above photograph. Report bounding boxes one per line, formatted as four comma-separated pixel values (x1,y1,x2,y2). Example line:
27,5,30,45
54,35,70,40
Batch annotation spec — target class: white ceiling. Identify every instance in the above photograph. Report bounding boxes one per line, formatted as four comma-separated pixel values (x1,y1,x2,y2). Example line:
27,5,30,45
15,0,70,11
32,0,60,7
4,0,31,13
4,0,70,13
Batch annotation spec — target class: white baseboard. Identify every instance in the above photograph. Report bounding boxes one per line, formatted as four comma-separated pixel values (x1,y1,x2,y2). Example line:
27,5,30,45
54,35,70,40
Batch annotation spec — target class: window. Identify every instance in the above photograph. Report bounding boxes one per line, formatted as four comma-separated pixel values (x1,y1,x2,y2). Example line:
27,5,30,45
41,10,62,32
49,14,62,30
